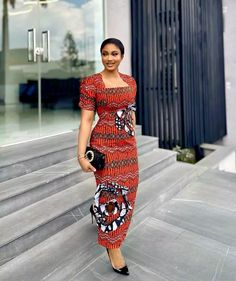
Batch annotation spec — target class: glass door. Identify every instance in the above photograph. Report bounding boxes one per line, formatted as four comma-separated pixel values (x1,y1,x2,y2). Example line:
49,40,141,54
38,0,104,137
0,0,40,145
0,0,104,146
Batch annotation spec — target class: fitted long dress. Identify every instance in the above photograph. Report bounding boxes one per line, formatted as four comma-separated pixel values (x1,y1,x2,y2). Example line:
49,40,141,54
79,72,139,249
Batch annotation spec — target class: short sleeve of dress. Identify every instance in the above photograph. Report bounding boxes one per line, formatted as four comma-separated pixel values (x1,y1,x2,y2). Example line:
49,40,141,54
79,76,96,111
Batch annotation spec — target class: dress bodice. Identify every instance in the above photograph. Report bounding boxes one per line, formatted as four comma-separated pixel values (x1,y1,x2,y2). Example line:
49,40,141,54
79,72,137,138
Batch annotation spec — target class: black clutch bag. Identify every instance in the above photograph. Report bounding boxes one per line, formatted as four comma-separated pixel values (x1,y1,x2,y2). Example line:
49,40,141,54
85,146,105,170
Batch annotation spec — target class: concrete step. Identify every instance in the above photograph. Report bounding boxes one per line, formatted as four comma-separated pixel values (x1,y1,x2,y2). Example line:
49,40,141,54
0,135,159,217
0,161,203,281
0,125,144,183
154,167,236,248
0,131,78,183
135,134,159,155
0,148,175,266
198,168,236,188
0,159,85,218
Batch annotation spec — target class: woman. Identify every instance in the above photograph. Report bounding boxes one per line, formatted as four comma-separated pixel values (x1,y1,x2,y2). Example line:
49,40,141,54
77,38,139,276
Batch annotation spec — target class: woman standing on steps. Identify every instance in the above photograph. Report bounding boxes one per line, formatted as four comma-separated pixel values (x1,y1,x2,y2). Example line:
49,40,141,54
77,38,139,276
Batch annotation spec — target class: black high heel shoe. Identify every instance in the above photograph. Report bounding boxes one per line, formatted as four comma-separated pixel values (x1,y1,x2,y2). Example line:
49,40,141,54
106,248,129,276
90,204,96,224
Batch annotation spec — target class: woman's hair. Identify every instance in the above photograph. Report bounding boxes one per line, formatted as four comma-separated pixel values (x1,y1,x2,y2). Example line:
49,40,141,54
100,38,125,55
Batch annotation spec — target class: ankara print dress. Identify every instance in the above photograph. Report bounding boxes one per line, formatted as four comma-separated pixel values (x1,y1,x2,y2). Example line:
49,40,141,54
79,72,139,249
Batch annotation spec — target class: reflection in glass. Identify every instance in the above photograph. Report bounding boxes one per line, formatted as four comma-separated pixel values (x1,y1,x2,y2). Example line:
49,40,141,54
0,0,104,145
61,31,79,73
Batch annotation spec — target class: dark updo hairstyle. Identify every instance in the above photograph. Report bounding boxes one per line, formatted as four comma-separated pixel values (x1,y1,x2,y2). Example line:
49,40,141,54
100,38,125,56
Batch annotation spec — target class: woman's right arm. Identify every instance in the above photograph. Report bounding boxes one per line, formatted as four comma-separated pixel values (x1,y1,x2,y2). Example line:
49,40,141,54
77,109,96,172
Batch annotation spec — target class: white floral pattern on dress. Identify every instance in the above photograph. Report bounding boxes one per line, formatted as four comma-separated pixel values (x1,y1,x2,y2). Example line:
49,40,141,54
115,103,136,136
93,182,133,233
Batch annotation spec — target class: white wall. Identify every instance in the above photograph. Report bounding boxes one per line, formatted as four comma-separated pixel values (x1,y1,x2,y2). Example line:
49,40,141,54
217,0,236,146
104,0,132,75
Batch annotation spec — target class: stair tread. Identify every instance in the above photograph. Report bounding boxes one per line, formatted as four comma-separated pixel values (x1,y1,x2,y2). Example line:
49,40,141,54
0,131,78,168
0,177,96,248
172,168,236,213
0,162,199,280
0,159,81,202
0,149,175,248
199,168,236,185
135,134,158,144
0,136,159,202
196,145,235,169
0,133,156,169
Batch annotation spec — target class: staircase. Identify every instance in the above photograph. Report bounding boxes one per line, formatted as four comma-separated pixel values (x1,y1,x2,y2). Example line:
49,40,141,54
0,128,202,280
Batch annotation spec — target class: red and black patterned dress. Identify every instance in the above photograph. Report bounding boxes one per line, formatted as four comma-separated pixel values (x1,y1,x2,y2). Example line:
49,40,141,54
79,72,139,249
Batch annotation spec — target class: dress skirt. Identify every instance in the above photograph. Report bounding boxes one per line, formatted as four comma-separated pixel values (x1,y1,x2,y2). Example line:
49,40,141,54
79,72,139,249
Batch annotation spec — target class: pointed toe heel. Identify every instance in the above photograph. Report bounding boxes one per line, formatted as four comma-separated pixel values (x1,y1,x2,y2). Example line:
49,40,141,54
113,265,129,276
106,248,129,276
90,204,96,224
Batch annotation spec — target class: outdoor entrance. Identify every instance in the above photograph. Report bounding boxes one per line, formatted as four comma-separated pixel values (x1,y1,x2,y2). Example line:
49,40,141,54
0,0,104,146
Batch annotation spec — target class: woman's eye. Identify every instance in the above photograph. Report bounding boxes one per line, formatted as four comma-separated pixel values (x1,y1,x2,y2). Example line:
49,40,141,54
102,52,119,56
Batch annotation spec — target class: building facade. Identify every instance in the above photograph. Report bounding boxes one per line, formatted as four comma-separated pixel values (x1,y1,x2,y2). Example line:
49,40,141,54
1,0,234,148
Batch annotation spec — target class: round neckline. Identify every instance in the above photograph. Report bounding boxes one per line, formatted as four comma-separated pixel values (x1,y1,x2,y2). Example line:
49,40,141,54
98,72,130,89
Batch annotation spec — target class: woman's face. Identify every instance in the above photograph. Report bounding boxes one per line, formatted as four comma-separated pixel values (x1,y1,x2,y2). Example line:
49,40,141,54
101,43,123,72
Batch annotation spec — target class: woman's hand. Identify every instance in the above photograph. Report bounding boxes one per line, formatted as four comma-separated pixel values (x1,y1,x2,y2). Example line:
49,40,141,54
78,157,96,173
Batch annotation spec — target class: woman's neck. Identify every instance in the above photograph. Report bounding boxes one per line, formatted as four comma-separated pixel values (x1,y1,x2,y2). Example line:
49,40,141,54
101,69,120,78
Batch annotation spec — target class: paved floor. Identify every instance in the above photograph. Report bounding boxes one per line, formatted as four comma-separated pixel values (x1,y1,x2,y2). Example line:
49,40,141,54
0,138,235,280
76,169,236,281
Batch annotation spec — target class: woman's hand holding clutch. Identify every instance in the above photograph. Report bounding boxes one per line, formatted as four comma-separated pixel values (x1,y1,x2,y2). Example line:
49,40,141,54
78,157,96,173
